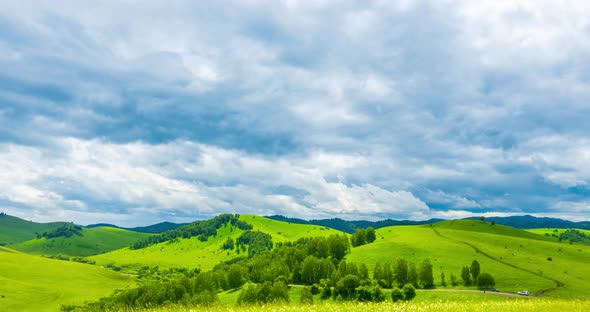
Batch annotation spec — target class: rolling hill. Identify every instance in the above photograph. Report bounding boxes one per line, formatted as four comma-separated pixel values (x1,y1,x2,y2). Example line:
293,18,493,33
346,220,590,298
0,246,134,312
9,226,152,257
0,213,67,245
86,221,188,233
89,215,345,272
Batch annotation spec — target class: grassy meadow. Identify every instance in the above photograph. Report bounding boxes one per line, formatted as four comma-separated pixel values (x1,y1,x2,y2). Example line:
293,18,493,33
346,220,590,297
129,299,589,312
10,226,151,257
0,214,66,245
90,215,344,272
0,246,135,312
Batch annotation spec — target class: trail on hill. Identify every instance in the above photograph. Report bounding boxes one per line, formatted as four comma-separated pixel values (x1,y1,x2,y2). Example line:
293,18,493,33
429,227,564,295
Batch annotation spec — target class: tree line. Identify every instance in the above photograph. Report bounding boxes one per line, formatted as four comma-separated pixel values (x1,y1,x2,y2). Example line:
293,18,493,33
130,214,252,249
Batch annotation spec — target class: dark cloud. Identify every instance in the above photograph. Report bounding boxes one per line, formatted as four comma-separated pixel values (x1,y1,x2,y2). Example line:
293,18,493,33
1,1,590,225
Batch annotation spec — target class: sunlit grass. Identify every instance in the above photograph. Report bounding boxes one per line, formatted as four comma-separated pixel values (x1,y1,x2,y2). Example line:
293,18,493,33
135,299,589,312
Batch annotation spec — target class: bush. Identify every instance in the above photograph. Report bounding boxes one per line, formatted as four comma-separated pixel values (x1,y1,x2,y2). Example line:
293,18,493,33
391,287,404,302
402,283,416,301
300,287,314,304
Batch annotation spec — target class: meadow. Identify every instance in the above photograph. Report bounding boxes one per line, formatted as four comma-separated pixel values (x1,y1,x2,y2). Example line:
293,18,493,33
90,215,343,272
0,246,134,311
10,226,151,257
346,220,590,297
127,299,589,312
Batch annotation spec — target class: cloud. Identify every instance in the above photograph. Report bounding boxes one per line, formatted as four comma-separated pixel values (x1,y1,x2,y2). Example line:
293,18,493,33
1,1,590,224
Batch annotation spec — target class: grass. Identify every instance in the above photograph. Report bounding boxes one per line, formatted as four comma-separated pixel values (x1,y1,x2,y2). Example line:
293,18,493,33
90,216,344,272
346,220,590,298
0,213,67,245
0,246,135,312
126,299,589,312
9,226,152,257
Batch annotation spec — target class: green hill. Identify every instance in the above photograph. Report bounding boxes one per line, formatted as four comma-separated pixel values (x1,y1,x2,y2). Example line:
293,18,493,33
0,213,67,245
90,215,344,272
9,226,152,257
346,220,590,298
0,246,134,312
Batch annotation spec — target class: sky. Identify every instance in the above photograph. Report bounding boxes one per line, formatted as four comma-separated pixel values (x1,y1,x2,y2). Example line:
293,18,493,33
1,1,590,227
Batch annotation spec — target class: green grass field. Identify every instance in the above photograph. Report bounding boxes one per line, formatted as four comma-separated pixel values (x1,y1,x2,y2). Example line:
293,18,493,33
9,226,152,257
0,246,135,312
0,214,67,245
90,216,345,272
346,220,590,298
130,299,589,312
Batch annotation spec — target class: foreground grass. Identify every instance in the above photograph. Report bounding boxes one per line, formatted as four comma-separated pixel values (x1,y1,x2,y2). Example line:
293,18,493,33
134,299,589,312
0,246,134,312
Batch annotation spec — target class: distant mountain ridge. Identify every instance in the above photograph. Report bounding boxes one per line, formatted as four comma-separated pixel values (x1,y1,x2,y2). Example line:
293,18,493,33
266,215,444,233
465,215,590,230
86,221,187,234
267,214,590,233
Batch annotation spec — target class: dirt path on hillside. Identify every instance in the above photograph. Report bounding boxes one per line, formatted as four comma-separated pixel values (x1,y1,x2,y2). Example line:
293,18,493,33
417,288,521,298
429,227,563,296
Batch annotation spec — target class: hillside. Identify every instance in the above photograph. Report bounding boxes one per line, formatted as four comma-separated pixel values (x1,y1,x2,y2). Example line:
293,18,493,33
0,246,134,311
9,226,152,257
0,213,67,245
90,215,344,272
86,221,187,233
346,220,590,298
267,215,442,233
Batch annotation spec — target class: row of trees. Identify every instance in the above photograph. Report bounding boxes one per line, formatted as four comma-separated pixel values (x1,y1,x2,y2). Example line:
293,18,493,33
372,258,434,289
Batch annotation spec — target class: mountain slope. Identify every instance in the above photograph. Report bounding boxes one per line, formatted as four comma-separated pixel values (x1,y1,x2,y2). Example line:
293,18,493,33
90,215,345,271
0,213,67,245
0,246,134,312
10,226,152,256
346,220,590,298
267,215,442,233
86,221,187,233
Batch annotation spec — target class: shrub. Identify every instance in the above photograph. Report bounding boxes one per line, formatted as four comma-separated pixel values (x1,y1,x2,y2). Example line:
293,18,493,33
391,287,404,302
402,283,416,301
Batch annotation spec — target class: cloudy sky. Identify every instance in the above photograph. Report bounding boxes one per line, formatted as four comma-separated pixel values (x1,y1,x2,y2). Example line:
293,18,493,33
1,1,590,226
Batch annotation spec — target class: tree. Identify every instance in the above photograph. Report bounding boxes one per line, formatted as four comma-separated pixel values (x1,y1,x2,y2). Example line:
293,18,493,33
408,263,418,288
476,273,495,290
470,260,480,281
461,266,471,286
327,234,349,260
228,264,249,289
237,283,258,305
450,273,458,286
270,281,289,303
419,258,434,289
334,274,360,300
373,261,383,281
351,229,367,247
480,216,486,222
440,272,446,287
372,285,385,302
402,283,416,301
300,287,314,304
366,227,376,243
391,287,404,302
394,258,408,287
359,263,369,280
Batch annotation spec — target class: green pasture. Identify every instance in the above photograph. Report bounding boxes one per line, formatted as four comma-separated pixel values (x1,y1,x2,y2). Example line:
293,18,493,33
0,246,134,311
10,226,151,257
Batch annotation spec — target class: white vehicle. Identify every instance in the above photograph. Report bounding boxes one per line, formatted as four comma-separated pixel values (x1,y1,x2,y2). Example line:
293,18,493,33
517,290,529,296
